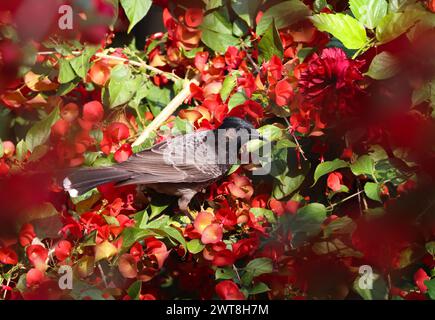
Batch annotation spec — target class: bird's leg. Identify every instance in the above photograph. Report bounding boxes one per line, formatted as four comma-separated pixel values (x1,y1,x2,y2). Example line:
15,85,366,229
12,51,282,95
178,189,198,221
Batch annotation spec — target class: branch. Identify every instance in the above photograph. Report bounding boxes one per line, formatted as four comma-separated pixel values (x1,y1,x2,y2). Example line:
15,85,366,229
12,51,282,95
37,51,181,81
132,74,201,147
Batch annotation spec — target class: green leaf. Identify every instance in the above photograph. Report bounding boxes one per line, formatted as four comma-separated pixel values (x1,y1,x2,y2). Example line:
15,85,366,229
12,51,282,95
249,282,270,295
146,82,172,115
204,0,223,10
228,92,247,109
120,0,152,33
58,60,76,84
103,215,120,226
135,210,149,229
70,281,114,300
15,140,28,161
258,125,283,141
311,13,368,49
364,182,382,202
425,279,435,300
258,21,284,63
70,188,100,205
353,273,388,300
215,267,238,281
323,216,356,237
220,74,237,102
244,258,273,278
187,239,205,254
148,200,170,220
231,0,262,27
250,208,276,223
108,65,143,108
69,47,97,79
25,107,60,152
350,155,375,176
150,226,187,249
273,174,305,200
375,9,423,44
121,227,154,250
313,0,328,13
127,280,142,300
201,29,239,53
349,0,388,29
202,10,233,34
425,241,435,256
81,230,98,247
389,0,414,12
290,203,327,238
57,81,78,96
256,0,311,35
365,51,401,80
227,164,241,176
313,159,349,185
412,81,435,106
0,139,3,158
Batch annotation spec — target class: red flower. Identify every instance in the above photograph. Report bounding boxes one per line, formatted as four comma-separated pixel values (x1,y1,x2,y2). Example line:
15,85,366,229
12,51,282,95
54,240,72,261
19,223,36,247
61,102,79,122
107,122,130,142
26,268,45,288
274,79,294,107
232,237,259,259
298,47,364,115
26,245,48,271
225,46,246,70
262,55,283,84
327,172,343,192
414,268,430,293
201,224,223,244
82,100,104,123
2,141,15,158
215,280,245,300
194,51,209,72
144,237,169,269
212,249,235,267
237,73,256,98
251,194,269,208
228,101,263,125
114,143,133,163
118,253,138,278
184,8,203,28
0,247,18,265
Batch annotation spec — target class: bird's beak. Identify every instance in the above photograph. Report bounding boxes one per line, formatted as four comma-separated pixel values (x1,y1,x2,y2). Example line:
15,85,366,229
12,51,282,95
249,129,265,141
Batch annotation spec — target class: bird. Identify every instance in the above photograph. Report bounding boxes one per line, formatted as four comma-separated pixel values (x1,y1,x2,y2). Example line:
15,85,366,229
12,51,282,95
63,117,261,212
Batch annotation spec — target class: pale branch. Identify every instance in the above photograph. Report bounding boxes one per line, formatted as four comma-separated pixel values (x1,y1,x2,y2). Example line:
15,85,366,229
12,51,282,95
37,51,181,81
132,74,201,147
326,190,365,211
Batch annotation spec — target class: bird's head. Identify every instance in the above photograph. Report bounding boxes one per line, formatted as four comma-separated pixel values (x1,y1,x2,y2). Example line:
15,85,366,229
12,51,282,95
218,117,260,138
217,117,263,151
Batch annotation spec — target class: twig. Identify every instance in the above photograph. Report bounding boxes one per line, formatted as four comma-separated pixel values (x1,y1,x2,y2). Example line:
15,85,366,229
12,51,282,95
2,275,11,300
326,190,365,211
292,133,307,161
132,74,201,147
246,51,260,74
97,263,108,288
37,51,181,81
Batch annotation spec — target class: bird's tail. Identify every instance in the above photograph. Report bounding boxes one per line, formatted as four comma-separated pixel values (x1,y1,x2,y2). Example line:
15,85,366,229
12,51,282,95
63,166,133,197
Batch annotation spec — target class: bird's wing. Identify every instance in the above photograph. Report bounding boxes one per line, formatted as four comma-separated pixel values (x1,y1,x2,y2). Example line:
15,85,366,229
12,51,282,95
117,130,226,184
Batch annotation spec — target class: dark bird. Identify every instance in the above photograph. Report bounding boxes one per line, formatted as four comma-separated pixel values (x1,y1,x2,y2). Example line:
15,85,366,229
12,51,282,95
63,117,261,212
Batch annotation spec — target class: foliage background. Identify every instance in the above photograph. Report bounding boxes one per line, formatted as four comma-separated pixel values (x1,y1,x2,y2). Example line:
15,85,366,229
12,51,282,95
0,0,434,300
